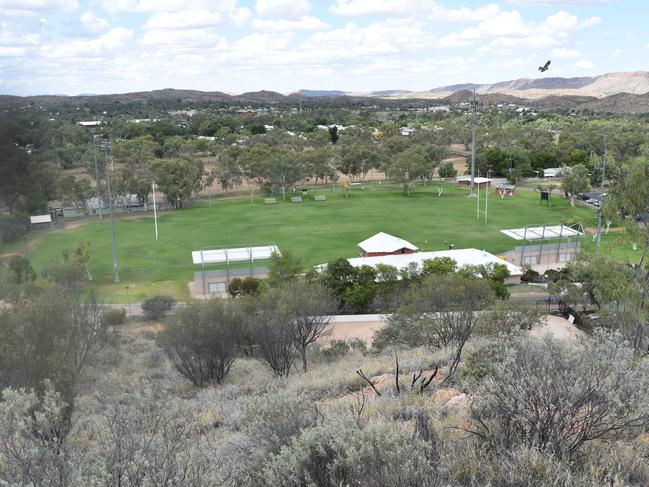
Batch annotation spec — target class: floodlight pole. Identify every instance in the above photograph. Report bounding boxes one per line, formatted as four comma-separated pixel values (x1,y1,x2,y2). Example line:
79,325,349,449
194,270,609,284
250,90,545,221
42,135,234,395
92,133,102,220
152,180,159,241
596,135,608,253
469,90,479,197
104,141,119,283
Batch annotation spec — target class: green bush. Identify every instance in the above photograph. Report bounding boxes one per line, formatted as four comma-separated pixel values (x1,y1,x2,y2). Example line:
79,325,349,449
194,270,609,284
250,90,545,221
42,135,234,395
102,308,127,327
321,340,350,362
228,277,243,296
520,268,540,283
263,416,440,487
438,161,457,178
0,213,29,245
141,295,176,320
240,276,260,295
459,343,504,383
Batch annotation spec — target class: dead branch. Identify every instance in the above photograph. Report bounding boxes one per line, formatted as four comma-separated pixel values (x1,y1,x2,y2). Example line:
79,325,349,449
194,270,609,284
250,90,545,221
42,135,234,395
394,349,401,394
411,371,423,389
356,369,381,397
419,366,439,393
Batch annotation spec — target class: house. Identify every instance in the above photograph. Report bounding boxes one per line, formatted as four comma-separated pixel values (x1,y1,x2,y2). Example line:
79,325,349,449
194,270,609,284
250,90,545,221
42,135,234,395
77,121,101,128
357,232,418,257
543,168,562,178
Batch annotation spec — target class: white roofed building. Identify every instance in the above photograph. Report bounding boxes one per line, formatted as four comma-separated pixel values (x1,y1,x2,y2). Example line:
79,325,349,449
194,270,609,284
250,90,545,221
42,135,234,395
357,232,418,257
456,176,492,189
319,248,523,284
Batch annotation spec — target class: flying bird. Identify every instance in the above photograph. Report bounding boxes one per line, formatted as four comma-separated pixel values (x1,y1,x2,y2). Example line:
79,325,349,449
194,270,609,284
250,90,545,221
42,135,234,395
538,60,551,72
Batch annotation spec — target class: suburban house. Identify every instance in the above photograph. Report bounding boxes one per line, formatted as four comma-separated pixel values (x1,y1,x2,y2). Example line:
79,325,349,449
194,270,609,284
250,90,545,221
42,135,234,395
357,232,418,257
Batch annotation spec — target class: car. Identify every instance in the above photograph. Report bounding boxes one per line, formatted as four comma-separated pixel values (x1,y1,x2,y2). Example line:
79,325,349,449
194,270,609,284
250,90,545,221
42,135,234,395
586,198,600,207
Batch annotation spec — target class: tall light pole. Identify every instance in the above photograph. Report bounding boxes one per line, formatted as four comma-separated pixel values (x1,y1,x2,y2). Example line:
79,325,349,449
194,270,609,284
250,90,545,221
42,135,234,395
92,133,102,220
101,140,119,282
596,135,608,253
469,90,479,197
125,284,131,316
152,180,159,241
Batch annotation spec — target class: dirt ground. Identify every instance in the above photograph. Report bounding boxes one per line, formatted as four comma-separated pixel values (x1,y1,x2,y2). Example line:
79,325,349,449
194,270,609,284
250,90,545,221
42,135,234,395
320,320,386,346
529,314,582,340
319,313,582,347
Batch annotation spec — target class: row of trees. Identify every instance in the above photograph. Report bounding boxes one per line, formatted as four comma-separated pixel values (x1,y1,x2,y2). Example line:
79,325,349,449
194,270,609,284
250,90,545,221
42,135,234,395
311,256,511,313
158,281,337,384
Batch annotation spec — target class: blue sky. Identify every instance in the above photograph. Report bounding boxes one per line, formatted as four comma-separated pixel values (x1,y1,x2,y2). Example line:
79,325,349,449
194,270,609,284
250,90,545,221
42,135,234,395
0,0,646,95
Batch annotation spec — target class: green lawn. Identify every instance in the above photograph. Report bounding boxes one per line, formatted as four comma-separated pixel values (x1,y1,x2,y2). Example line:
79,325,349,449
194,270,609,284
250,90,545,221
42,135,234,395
7,183,616,302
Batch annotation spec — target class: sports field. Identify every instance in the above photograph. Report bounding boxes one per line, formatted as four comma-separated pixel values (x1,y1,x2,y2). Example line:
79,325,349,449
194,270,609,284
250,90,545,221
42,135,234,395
5,183,624,302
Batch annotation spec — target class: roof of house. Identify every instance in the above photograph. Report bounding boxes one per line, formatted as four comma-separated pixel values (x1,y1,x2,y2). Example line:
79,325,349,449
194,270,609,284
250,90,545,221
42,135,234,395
357,232,418,253
456,176,492,184
321,248,522,277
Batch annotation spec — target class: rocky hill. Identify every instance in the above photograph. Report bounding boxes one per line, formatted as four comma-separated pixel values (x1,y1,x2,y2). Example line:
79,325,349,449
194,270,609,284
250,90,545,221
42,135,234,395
427,72,649,99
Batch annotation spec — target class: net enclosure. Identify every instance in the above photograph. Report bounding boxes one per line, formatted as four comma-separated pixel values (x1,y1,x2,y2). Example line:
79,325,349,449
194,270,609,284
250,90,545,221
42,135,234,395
500,223,584,271
192,245,280,265
191,244,280,296
500,224,582,241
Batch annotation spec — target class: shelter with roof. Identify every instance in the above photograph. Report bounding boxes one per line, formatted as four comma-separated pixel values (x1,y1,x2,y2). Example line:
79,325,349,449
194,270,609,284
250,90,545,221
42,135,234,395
500,223,584,272
456,176,492,190
190,244,280,297
357,232,418,257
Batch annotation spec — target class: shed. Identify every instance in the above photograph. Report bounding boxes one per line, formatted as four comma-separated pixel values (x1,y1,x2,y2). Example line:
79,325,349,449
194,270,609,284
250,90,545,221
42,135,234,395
456,176,492,189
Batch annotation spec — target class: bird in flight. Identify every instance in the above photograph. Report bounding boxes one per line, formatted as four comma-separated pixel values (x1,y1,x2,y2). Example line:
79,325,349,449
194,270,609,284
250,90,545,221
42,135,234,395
538,60,551,72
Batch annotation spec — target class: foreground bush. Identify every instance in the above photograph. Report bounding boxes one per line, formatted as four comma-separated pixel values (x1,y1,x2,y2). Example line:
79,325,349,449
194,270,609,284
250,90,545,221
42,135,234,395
102,307,127,327
141,295,175,320
158,299,243,386
469,332,649,459
263,415,440,487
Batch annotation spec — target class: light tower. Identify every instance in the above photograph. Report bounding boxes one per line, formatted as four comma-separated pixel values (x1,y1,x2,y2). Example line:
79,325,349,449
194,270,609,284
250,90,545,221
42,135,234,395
596,135,608,253
469,90,479,197
100,139,119,283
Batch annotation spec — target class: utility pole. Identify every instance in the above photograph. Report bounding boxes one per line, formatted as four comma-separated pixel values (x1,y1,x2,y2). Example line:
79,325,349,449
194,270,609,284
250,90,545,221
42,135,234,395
92,133,102,220
469,90,479,197
152,180,159,241
102,140,119,282
596,135,608,253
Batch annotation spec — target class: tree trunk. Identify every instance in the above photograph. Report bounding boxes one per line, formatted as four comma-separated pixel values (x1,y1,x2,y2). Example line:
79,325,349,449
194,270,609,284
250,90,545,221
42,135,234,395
301,347,307,372
570,195,575,207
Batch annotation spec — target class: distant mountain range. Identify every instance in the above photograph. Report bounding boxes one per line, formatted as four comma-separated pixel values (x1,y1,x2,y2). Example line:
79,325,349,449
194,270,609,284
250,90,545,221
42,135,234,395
293,72,649,100
3,72,649,114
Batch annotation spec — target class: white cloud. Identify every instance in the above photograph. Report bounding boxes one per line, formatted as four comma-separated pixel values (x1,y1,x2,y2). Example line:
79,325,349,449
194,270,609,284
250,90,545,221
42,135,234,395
143,10,223,30
0,46,26,56
575,59,594,69
0,0,78,12
99,0,251,25
329,0,500,22
552,47,580,58
438,27,481,47
252,16,328,31
41,27,132,59
255,0,310,20
80,11,111,33
507,0,607,4
444,9,601,51
140,28,227,48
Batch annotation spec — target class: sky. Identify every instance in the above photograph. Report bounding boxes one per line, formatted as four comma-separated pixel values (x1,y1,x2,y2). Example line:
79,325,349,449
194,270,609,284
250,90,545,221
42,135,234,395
0,0,647,96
